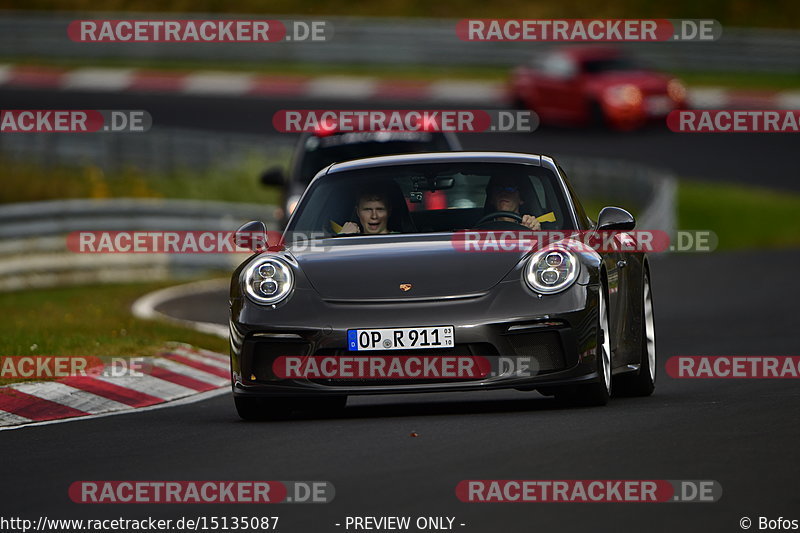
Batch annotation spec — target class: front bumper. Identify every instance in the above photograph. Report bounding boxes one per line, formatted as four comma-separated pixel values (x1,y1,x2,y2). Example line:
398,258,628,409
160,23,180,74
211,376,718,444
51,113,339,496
230,280,602,397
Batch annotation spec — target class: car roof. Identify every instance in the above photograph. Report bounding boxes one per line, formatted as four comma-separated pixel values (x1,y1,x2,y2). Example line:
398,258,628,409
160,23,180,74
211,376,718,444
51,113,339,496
556,45,625,61
325,151,546,175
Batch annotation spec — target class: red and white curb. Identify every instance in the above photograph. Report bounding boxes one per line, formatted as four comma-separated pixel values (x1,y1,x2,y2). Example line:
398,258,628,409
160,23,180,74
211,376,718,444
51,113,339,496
0,343,230,430
0,64,504,103
4,63,797,108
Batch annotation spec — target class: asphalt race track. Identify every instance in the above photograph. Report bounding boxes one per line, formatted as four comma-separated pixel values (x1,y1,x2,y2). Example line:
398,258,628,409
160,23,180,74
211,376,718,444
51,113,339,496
1,88,799,532
2,250,799,532
1,86,800,190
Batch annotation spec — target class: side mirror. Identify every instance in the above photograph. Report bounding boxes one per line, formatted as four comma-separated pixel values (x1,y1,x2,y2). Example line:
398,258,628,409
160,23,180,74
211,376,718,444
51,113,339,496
234,220,269,252
260,167,285,187
597,207,635,231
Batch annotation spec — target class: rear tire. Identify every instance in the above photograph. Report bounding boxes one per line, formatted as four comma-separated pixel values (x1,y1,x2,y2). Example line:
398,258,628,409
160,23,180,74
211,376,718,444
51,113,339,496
615,269,656,396
556,281,612,407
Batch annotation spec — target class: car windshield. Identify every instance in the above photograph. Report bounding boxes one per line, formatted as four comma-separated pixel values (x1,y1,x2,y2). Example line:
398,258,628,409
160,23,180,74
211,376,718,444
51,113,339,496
298,132,454,184
288,161,574,236
581,57,640,73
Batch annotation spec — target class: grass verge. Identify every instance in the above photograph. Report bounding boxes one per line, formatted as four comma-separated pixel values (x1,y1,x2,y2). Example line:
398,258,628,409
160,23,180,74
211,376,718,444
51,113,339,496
678,180,800,249
0,153,287,205
0,281,229,385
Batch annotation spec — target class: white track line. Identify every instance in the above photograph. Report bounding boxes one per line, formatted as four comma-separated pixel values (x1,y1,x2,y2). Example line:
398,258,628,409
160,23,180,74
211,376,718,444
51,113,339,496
688,87,728,109
183,72,255,95
8,382,129,414
0,388,228,432
63,68,134,91
167,347,230,370
306,76,378,99
777,91,800,109
0,410,33,426
427,80,505,103
183,344,230,363
131,278,229,339
0,64,12,85
92,373,197,401
152,358,228,386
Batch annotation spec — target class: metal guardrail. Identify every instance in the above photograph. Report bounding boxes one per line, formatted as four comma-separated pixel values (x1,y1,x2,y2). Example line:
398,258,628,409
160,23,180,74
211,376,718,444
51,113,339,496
0,198,276,291
0,11,798,73
560,156,677,233
0,157,676,291
0,127,291,175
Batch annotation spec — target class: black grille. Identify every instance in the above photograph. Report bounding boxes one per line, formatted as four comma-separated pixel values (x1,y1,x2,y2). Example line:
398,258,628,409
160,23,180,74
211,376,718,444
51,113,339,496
505,331,566,372
248,340,310,381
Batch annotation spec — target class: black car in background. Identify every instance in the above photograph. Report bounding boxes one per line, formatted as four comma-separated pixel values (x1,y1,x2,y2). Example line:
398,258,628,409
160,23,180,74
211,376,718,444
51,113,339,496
262,130,461,222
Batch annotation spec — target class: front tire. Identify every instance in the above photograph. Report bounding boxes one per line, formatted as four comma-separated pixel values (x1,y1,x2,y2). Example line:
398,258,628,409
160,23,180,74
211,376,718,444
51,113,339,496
556,281,612,406
615,269,656,396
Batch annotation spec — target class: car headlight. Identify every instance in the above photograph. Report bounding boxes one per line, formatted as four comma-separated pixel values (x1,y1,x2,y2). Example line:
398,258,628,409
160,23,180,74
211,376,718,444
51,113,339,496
243,257,294,305
604,84,643,107
667,79,687,102
524,248,579,294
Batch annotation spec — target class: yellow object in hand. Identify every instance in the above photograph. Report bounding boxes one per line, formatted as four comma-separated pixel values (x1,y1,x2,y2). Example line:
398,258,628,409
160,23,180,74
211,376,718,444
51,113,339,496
537,211,556,223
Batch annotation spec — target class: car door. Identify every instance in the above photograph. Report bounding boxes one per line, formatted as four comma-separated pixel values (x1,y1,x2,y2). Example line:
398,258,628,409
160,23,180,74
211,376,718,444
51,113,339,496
535,53,584,123
562,171,628,367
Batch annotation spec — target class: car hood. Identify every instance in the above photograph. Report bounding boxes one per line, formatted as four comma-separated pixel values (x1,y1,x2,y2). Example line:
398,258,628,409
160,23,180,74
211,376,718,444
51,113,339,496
288,234,526,300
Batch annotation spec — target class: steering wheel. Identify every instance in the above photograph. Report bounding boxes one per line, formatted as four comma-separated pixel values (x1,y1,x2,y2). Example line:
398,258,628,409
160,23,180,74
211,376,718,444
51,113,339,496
474,211,524,226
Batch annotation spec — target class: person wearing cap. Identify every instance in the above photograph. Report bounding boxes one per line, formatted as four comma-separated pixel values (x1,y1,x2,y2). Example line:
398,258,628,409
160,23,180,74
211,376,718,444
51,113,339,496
486,177,542,230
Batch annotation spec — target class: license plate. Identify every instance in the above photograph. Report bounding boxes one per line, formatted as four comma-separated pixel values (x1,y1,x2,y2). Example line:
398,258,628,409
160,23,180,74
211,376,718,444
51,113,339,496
348,326,454,351
645,95,673,116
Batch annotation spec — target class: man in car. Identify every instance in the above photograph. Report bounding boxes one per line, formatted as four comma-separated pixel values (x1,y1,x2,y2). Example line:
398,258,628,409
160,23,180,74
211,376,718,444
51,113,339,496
485,176,542,230
338,189,392,235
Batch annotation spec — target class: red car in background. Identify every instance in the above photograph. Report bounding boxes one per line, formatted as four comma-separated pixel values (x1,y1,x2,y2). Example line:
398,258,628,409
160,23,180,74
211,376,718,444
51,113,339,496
510,46,688,130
